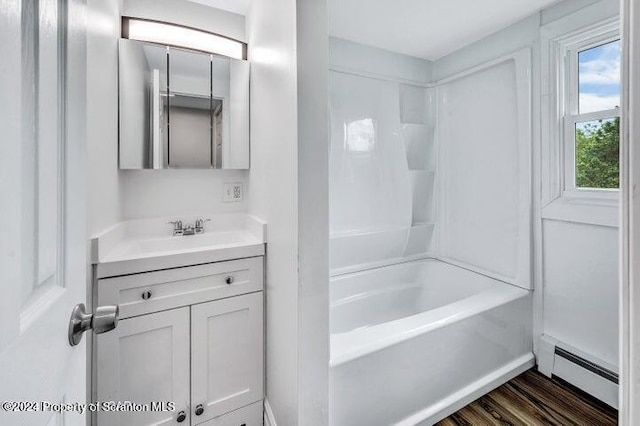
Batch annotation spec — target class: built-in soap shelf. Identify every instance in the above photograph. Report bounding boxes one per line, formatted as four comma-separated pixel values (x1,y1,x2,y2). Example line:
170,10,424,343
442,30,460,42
399,83,435,257
409,170,435,225
402,124,435,171
404,222,434,256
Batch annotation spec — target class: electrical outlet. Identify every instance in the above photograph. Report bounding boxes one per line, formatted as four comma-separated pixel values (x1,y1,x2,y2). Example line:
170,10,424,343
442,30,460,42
223,182,243,202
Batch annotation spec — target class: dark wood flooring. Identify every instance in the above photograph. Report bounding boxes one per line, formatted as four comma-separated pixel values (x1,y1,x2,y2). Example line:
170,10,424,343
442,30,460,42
435,369,617,426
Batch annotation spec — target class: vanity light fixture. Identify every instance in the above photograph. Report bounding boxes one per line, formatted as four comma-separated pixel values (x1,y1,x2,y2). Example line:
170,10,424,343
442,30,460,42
122,17,246,60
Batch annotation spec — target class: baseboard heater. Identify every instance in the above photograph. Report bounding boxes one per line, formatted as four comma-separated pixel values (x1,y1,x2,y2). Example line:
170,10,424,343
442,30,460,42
538,335,618,409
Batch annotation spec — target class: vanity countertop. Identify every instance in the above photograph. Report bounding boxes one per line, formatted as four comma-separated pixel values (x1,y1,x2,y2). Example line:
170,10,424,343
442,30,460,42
92,213,267,278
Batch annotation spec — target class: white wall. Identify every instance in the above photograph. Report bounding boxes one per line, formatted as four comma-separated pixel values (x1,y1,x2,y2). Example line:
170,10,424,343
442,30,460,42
121,169,247,219
433,15,540,81
296,0,330,422
87,0,123,237
330,37,432,83
543,220,619,366
246,0,299,422
432,0,604,81
247,0,329,423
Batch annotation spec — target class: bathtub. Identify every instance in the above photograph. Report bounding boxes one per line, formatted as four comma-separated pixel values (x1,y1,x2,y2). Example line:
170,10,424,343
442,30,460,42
329,259,533,426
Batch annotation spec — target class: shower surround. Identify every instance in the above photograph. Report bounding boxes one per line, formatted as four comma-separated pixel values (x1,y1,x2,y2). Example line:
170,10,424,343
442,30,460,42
329,39,533,425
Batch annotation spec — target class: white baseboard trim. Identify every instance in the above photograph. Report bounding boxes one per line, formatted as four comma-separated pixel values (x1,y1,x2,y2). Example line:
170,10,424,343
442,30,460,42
397,353,535,425
264,399,277,426
537,335,619,408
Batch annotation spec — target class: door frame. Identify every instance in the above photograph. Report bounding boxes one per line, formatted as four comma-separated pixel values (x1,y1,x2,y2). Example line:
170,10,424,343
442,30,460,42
620,0,637,424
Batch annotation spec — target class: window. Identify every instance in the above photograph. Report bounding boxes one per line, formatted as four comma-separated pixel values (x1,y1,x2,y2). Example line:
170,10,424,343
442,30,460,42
563,29,621,194
541,11,620,225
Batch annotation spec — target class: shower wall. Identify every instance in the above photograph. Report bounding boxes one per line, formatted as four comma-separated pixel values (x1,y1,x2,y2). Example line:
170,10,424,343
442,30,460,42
329,38,435,273
437,51,532,289
329,38,531,289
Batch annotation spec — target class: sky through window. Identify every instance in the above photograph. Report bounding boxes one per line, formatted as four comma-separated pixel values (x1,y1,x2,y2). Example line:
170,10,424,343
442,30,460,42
578,39,621,114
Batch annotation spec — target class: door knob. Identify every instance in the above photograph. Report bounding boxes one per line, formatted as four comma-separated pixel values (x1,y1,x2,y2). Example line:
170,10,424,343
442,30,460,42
68,303,119,346
176,411,186,423
195,404,204,416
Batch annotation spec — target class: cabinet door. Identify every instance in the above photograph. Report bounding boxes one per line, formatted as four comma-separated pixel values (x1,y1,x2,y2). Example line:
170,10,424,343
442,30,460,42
191,292,264,422
96,307,191,426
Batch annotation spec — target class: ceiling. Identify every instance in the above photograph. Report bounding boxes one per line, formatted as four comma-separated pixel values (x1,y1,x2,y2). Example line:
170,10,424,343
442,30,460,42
329,0,561,60
186,0,249,16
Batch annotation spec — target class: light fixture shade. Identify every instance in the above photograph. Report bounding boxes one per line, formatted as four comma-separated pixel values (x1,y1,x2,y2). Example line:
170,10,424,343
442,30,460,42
122,17,246,60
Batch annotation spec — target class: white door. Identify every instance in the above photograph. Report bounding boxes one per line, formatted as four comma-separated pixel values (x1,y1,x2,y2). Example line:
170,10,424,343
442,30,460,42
191,293,264,423
0,0,91,425
96,308,191,426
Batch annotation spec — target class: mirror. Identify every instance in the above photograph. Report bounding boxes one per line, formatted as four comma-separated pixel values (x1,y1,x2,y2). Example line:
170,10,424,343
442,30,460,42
118,39,249,169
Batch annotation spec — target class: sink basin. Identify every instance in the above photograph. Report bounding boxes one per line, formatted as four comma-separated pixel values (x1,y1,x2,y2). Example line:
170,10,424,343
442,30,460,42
105,230,259,260
92,214,267,277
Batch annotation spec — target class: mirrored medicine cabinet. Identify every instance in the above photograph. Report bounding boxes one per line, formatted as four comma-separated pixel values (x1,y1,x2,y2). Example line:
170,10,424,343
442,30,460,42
118,39,249,169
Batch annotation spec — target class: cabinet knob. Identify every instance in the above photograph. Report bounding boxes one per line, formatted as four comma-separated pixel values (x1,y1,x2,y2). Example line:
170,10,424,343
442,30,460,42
176,411,186,423
225,276,234,285
195,404,204,416
141,290,152,300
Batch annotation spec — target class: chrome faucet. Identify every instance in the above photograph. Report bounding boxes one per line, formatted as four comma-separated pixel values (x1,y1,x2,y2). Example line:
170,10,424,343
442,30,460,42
168,220,183,236
195,218,211,234
183,224,196,236
168,219,210,236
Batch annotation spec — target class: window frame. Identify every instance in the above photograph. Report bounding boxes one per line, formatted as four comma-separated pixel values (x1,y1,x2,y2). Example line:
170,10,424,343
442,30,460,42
559,23,621,200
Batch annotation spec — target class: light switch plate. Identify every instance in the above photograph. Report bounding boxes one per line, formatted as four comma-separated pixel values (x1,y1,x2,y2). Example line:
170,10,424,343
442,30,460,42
223,182,243,202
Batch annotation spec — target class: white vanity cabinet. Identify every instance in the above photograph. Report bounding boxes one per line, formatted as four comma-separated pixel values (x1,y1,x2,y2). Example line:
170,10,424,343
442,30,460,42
94,256,264,426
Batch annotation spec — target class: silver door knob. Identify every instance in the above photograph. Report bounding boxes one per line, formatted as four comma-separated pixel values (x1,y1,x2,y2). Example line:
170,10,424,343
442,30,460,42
68,303,119,346
195,404,204,416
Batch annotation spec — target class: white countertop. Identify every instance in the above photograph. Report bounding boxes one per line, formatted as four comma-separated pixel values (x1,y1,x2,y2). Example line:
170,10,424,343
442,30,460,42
92,213,267,278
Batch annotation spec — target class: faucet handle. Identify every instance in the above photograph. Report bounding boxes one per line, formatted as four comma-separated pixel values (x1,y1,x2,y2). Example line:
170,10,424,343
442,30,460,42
168,220,183,236
195,218,211,233
167,220,183,228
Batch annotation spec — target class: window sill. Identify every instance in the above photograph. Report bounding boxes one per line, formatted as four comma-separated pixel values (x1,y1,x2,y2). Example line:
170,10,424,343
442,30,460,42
541,194,619,228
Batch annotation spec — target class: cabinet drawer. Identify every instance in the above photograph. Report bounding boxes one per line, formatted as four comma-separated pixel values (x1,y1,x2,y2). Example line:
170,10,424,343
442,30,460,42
98,257,263,318
196,401,263,426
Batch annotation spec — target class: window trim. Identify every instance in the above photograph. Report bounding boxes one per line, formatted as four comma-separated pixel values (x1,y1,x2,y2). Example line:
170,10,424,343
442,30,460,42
541,18,620,210
540,5,620,227
561,25,620,198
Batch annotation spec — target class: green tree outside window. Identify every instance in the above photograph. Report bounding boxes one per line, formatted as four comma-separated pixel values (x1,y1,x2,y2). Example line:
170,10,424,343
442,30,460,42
575,117,620,189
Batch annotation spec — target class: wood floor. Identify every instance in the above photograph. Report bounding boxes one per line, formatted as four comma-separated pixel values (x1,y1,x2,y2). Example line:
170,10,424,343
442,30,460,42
435,369,617,426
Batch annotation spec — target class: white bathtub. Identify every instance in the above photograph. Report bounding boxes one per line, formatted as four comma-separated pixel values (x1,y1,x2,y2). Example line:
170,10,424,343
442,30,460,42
329,259,533,425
